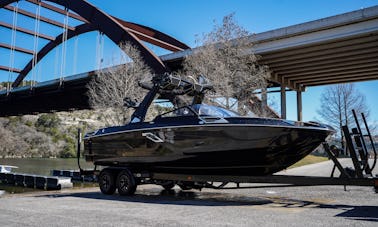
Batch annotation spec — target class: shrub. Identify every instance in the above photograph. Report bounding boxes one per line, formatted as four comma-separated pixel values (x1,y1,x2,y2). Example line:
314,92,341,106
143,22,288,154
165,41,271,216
59,143,76,158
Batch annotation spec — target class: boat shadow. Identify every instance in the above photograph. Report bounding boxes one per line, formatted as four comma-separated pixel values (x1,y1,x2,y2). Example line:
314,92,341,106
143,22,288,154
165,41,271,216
37,188,378,222
45,188,273,206
265,196,378,222
334,205,378,222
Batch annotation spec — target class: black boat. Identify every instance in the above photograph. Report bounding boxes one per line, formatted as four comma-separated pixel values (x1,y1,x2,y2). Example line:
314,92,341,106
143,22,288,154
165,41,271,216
83,74,334,176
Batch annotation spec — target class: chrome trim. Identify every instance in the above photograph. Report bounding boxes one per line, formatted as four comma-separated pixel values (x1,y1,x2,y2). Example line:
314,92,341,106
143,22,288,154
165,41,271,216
85,122,331,139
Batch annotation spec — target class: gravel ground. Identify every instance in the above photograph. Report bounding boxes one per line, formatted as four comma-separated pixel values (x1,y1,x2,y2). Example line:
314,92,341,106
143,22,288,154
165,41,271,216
0,160,377,227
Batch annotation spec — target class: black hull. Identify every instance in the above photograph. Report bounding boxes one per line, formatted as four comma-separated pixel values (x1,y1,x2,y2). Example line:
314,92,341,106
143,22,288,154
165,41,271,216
84,123,331,176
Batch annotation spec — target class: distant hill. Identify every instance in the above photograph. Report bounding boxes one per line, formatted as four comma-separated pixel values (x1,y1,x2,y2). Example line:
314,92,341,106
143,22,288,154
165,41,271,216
0,110,104,158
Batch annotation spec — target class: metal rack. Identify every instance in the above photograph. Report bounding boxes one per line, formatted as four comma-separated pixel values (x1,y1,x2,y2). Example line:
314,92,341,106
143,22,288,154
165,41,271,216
342,110,377,178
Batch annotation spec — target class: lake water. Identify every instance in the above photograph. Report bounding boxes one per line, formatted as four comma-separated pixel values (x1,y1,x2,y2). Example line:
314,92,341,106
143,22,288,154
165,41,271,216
0,158,95,175
0,158,97,194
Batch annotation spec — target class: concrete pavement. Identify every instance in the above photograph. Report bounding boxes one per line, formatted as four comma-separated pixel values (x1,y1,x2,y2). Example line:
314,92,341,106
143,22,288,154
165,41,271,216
0,159,377,226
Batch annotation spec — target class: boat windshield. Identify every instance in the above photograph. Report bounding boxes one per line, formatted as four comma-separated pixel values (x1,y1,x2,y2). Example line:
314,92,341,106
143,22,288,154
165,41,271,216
157,104,240,119
191,104,240,117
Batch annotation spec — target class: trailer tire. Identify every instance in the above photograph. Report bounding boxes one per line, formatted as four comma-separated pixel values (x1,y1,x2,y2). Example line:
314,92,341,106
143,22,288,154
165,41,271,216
178,182,193,190
99,169,116,195
117,170,137,196
161,181,175,190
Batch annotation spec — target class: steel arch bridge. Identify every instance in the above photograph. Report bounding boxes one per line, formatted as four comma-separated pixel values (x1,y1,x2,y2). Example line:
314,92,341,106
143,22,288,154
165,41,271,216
0,0,190,115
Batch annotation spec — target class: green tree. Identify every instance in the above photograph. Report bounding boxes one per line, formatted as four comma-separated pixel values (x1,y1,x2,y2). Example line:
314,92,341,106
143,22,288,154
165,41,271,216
59,143,76,158
35,114,61,131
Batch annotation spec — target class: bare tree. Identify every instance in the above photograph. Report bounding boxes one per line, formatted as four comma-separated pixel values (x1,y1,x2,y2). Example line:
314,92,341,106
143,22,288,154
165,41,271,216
87,43,153,126
183,13,271,115
0,119,30,158
317,83,371,154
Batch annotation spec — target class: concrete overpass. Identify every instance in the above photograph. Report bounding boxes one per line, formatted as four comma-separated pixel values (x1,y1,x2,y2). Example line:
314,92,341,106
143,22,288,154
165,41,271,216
1,5,378,119
161,5,378,120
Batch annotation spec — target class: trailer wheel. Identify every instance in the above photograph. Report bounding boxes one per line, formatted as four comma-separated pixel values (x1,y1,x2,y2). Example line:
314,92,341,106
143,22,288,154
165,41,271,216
161,181,175,190
117,170,137,196
99,169,116,195
178,182,193,190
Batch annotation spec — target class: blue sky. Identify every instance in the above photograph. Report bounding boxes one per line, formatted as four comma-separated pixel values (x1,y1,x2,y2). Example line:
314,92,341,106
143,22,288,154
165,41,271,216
1,0,377,124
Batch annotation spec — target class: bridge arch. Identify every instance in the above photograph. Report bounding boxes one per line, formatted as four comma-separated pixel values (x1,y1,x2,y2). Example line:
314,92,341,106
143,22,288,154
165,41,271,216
0,0,190,87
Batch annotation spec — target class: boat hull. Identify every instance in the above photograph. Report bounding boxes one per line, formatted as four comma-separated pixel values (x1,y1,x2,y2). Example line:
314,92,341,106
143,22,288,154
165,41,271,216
84,123,331,176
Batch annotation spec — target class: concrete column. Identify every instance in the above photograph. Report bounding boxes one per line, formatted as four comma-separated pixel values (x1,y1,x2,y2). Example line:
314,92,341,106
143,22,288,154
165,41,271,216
261,87,267,116
296,91,303,122
280,86,287,119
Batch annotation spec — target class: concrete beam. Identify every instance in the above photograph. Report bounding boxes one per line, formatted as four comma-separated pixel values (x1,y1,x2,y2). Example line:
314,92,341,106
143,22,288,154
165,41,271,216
274,58,378,75
266,51,378,72
303,73,378,87
251,6,378,44
304,77,378,87
279,76,298,91
286,59,378,80
259,35,378,61
252,16,378,54
269,46,378,70
262,41,378,65
293,69,378,86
